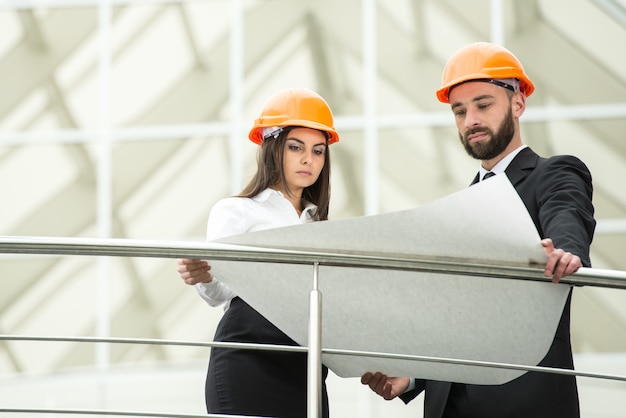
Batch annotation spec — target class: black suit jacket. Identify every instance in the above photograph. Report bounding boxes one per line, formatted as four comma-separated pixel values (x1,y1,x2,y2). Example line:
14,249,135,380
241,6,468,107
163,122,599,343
401,147,596,418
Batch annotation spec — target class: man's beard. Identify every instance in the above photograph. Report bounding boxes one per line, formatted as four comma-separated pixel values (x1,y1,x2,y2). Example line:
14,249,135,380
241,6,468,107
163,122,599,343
459,107,515,161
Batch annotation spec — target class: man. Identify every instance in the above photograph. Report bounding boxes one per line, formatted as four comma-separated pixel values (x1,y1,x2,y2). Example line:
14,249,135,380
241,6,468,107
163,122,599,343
361,42,596,418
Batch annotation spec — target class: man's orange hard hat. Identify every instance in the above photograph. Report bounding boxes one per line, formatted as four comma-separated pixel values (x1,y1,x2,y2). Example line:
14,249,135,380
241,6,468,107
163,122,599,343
436,42,535,104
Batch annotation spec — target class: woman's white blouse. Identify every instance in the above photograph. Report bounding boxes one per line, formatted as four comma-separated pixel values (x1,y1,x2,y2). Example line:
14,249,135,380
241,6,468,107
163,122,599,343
194,188,317,310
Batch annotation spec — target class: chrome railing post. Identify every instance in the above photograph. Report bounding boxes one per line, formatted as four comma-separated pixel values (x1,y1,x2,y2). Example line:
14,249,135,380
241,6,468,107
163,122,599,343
308,262,322,418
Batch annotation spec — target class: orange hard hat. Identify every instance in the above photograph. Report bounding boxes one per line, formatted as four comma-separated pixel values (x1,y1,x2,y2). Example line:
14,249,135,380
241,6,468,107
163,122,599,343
248,88,339,145
436,42,535,103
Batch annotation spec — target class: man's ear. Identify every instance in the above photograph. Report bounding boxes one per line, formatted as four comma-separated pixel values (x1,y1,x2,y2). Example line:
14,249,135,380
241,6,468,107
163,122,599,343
512,92,526,117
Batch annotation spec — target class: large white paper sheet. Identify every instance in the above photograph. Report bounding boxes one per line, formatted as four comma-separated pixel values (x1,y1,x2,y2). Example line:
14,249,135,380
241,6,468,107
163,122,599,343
208,175,571,385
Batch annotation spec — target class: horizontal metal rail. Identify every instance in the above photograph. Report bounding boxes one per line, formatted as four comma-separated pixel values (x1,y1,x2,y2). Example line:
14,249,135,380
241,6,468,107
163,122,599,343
1,334,626,383
0,408,256,418
1,236,626,289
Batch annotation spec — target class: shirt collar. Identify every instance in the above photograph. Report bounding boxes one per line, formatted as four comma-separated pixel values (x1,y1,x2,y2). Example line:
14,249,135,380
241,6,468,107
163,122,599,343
253,188,318,219
301,200,317,217
251,187,279,202
479,144,527,180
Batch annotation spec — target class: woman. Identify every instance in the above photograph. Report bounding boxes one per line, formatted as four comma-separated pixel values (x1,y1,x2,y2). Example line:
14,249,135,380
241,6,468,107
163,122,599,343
177,88,339,418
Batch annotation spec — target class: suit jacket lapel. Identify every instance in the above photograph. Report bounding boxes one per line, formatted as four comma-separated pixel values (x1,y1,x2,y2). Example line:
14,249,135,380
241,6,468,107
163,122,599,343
504,147,538,186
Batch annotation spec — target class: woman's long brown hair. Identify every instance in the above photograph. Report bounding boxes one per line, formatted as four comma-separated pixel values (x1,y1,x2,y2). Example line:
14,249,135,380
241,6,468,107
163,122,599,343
238,128,332,221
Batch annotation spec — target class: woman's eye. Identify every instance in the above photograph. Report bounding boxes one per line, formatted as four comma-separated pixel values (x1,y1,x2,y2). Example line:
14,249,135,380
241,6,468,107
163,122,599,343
314,149,325,155
288,144,301,151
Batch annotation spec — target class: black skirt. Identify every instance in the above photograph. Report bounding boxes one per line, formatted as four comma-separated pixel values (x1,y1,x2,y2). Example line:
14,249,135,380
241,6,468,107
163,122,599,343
206,297,329,418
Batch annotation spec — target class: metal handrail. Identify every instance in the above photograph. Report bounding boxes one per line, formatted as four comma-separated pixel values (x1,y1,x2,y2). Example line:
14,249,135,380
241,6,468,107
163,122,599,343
1,236,626,288
2,235,626,418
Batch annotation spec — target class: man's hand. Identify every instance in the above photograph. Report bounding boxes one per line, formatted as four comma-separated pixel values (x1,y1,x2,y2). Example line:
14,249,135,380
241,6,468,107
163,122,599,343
361,372,410,401
541,238,582,283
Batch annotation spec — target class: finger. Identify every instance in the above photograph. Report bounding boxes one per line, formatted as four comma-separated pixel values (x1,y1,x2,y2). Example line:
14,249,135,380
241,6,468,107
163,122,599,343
177,261,210,275
541,238,554,253
567,256,582,275
382,382,394,400
544,249,564,278
361,372,373,385
364,371,384,393
183,271,213,285
189,263,212,276
552,253,570,283
365,372,379,388
178,262,212,280
177,259,198,273
551,265,564,283
553,254,582,283
180,269,208,281
372,373,389,394
542,239,557,278
178,259,208,271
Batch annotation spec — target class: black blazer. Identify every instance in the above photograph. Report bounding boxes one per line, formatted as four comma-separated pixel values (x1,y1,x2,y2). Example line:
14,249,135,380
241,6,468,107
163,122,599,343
401,147,595,418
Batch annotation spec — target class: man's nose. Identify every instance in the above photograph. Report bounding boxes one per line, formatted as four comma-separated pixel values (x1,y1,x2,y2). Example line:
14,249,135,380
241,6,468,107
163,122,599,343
464,108,481,128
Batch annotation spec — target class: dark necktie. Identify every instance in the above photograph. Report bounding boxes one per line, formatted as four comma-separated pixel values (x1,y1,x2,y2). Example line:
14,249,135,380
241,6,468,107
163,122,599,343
482,171,496,181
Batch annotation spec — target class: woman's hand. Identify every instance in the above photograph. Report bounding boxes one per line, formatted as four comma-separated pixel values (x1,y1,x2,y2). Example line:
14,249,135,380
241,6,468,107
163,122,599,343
176,258,213,285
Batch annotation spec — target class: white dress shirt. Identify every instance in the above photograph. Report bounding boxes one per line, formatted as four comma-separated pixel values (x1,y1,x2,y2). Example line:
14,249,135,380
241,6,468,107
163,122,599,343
194,188,318,310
